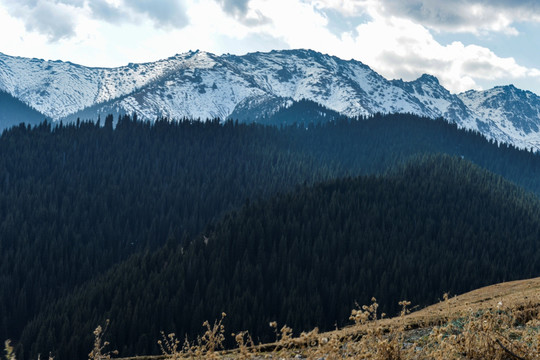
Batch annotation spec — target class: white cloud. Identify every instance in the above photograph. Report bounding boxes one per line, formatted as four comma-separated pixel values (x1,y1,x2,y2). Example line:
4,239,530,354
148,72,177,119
312,0,372,17
125,0,189,29
336,14,540,92
0,0,83,41
0,0,190,42
365,0,540,35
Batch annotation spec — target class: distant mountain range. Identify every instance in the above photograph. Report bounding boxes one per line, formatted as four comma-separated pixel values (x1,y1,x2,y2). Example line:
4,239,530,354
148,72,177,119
1,49,540,149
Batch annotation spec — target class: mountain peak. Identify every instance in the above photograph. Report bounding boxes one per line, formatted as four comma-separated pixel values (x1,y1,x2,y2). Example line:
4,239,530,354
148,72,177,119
485,84,532,98
491,84,518,92
390,73,442,89
417,73,440,85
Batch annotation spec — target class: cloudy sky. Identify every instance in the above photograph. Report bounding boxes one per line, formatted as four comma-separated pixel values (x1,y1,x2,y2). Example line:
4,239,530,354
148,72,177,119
1,0,540,94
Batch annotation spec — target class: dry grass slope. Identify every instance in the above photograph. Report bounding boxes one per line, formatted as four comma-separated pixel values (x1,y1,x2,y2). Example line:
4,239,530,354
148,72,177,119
109,277,540,360
9,277,532,360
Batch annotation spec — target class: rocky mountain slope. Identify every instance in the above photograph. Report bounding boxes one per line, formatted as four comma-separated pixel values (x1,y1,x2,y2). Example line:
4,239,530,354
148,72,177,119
1,49,540,149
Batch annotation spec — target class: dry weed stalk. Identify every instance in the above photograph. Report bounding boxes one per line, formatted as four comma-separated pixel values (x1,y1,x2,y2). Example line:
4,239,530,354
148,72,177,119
4,340,15,360
88,319,118,360
268,320,297,357
159,312,227,360
348,299,413,360
231,331,255,360
157,332,181,360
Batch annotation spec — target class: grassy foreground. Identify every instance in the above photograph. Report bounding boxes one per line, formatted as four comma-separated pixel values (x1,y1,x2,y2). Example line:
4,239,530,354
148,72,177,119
95,277,540,360
5,278,537,360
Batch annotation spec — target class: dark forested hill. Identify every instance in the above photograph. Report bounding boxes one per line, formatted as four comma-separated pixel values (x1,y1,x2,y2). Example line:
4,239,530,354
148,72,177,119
0,90,46,129
239,99,345,126
1,113,540,360
0,117,341,357
21,155,540,360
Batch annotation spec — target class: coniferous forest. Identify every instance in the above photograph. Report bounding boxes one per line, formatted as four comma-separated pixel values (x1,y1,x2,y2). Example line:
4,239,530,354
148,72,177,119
0,110,539,360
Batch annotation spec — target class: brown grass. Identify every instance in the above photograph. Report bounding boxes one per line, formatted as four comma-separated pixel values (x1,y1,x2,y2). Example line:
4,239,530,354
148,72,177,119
150,277,540,359
8,277,535,360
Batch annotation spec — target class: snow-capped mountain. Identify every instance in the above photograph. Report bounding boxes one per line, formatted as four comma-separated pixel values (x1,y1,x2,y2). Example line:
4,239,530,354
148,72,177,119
458,85,540,149
391,74,472,126
1,49,540,149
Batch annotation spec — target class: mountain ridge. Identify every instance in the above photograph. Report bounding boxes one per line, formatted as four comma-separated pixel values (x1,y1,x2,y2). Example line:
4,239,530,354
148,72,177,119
2,49,540,149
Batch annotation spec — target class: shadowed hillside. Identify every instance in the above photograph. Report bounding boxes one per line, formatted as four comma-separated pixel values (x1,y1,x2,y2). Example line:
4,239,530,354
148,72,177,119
20,155,540,359
0,90,45,130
